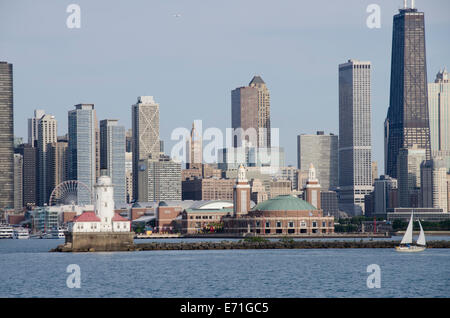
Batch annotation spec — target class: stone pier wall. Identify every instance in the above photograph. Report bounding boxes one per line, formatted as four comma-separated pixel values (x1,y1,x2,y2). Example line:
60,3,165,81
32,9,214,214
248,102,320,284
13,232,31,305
64,232,135,252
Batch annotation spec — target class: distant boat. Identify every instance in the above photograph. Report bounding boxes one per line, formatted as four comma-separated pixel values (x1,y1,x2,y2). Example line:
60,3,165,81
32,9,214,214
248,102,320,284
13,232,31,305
13,227,30,239
0,224,14,239
50,227,66,239
395,213,426,252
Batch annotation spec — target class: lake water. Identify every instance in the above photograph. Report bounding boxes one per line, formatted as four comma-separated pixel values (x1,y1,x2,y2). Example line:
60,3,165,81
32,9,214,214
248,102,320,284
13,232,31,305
0,238,449,298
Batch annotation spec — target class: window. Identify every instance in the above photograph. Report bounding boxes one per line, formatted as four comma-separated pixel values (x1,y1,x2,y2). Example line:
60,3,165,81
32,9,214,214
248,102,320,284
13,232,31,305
322,221,326,227
265,221,270,228
276,221,282,228
312,221,317,228
288,221,294,228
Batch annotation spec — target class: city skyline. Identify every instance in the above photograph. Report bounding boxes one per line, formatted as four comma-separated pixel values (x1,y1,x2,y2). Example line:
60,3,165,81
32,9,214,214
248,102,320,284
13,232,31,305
2,1,449,170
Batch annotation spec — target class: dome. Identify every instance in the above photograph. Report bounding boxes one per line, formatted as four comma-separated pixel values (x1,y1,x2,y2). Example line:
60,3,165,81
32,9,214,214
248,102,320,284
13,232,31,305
253,195,317,211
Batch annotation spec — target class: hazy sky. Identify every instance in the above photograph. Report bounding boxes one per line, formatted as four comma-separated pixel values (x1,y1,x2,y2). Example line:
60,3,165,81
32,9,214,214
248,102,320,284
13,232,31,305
1,0,449,171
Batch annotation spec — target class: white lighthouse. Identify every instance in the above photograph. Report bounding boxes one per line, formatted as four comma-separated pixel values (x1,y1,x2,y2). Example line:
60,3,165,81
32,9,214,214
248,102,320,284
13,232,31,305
95,175,115,231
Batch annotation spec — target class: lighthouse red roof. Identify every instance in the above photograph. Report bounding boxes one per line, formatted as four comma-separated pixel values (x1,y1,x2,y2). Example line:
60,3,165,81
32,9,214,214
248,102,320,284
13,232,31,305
112,213,129,222
72,211,101,222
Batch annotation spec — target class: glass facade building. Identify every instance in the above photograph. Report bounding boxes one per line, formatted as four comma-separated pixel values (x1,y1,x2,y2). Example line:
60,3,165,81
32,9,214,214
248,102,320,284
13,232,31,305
100,119,126,205
68,104,97,205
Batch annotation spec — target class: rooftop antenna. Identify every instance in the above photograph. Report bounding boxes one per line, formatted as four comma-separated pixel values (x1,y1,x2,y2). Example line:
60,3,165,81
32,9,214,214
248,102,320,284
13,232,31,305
403,0,407,8
411,0,415,9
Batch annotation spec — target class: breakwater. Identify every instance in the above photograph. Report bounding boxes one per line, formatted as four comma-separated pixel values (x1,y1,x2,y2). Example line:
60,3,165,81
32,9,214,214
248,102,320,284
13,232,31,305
50,239,450,252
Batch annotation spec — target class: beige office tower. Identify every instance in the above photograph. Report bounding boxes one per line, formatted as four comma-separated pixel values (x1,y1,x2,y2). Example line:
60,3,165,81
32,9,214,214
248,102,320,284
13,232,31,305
428,68,450,171
28,109,45,146
47,140,68,198
371,161,378,185
232,76,271,148
187,121,202,169
421,158,448,212
397,145,426,208
132,96,160,201
125,152,133,203
14,154,23,212
37,114,57,205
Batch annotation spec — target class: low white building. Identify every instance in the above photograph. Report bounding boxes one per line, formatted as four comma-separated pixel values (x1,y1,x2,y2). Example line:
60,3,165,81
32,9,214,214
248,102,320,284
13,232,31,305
69,176,131,233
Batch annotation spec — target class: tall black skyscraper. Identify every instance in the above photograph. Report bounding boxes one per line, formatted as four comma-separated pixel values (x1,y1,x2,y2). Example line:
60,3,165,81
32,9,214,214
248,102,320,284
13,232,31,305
385,2,431,178
0,61,14,209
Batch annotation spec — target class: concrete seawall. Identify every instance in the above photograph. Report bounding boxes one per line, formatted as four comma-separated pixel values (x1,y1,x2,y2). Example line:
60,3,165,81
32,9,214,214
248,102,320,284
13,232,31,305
51,240,450,252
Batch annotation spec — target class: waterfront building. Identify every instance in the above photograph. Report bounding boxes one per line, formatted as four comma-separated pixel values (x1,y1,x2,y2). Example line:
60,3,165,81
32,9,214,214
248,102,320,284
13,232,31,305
231,75,271,148
100,119,126,205
223,195,334,235
297,131,338,191
68,104,97,205
132,96,160,201
0,61,14,209
387,207,449,223
420,158,448,212
428,68,450,171
14,154,23,212
138,155,181,202
37,114,57,205
338,59,373,215
385,3,431,178
397,145,426,207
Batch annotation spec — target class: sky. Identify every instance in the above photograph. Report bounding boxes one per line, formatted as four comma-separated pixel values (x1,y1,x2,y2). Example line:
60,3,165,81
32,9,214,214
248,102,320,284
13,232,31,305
1,0,450,172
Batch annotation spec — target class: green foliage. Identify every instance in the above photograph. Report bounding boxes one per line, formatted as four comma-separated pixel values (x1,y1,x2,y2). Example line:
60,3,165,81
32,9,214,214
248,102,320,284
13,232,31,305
393,219,450,231
279,236,295,244
334,224,358,233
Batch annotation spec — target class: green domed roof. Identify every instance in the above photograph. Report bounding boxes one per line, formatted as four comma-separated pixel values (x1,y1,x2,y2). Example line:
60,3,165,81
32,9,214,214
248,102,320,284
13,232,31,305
253,195,317,211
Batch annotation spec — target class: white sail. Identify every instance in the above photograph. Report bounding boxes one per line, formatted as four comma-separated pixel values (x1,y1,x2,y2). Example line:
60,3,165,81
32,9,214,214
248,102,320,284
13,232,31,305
416,220,426,246
400,213,414,244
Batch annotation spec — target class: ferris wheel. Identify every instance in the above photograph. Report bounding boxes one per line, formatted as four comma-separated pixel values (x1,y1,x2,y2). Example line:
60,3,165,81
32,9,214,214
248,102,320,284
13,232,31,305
49,180,93,206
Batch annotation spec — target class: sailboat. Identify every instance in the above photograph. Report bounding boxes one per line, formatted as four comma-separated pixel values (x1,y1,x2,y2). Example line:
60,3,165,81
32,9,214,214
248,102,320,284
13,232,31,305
395,213,426,252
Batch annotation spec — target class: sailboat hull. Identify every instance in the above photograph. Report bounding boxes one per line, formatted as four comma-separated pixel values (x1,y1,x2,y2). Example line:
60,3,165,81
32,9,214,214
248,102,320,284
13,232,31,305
395,246,426,252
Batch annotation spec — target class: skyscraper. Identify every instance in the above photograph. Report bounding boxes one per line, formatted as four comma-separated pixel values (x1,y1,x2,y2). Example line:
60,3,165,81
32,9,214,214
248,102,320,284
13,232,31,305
132,96,160,201
420,158,448,212
339,59,373,215
428,68,450,170
186,121,202,169
37,114,57,205
68,104,97,205
47,139,68,196
0,61,14,209
231,76,270,148
138,156,181,202
28,109,45,146
398,145,426,207
385,3,431,178
16,143,38,207
14,153,23,212
297,131,338,191
100,119,126,205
